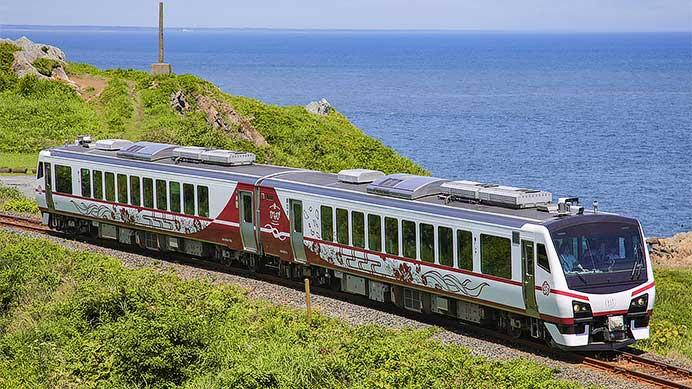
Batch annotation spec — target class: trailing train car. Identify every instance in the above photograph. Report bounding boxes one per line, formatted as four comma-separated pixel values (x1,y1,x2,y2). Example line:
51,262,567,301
34,137,655,350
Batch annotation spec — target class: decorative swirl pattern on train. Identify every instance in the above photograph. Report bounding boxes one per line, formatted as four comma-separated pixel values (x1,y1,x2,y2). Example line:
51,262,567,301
420,270,490,297
70,200,208,234
263,224,290,241
308,240,489,297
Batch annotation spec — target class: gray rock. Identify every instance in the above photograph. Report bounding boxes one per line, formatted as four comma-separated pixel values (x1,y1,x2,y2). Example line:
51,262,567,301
305,98,333,116
0,36,67,79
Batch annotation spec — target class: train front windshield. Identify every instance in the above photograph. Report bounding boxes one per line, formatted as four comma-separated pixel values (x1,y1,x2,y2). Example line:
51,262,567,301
550,218,647,293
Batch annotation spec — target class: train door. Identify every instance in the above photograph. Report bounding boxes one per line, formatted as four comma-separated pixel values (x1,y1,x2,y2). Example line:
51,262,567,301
44,162,55,210
239,191,257,252
521,240,539,317
289,199,306,263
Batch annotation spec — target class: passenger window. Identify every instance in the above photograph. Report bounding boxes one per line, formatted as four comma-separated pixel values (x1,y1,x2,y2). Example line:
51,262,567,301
352,211,365,248
105,172,115,201
402,220,417,259
336,208,349,245
143,178,154,208
385,217,399,255
37,162,44,179
156,180,167,210
320,206,333,242
197,185,209,217
80,168,91,198
169,182,181,213
242,192,253,223
420,223,434,263
457,230,473,271
93,170,103,199
438,227,453,267
130,176,141,206
480,234,512,279
292,201,302,233
368,214,382,251
537,243,550,273
55,165,72,194
183,184,195,215
117,174,128,204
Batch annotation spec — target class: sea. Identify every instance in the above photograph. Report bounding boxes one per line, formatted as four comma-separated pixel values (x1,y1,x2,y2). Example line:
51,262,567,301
1,25,690,237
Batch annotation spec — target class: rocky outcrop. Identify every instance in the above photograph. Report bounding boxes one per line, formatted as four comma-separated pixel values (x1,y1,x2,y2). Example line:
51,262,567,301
647,232,692,269
170,90,267,147
0,36,71,82
305,98,333,116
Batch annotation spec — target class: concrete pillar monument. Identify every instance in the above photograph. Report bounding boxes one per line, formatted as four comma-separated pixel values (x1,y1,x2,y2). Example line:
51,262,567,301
151,1,172,75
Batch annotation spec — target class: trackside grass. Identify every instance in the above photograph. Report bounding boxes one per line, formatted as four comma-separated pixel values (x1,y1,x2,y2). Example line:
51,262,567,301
0,231,583,388
635,268,692,362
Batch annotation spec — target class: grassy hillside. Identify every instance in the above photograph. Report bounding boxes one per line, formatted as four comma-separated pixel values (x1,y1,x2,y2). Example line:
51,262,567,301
0,42,426,176
0,231,581,388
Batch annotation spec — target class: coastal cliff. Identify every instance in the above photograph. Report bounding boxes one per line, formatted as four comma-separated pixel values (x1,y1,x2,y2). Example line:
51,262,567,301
0,37,426,176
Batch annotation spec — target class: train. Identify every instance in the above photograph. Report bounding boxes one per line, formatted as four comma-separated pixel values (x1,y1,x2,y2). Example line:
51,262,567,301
34,136,655,351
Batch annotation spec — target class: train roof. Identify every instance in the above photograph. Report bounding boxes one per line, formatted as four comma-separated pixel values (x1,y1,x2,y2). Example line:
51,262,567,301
47,140,614,229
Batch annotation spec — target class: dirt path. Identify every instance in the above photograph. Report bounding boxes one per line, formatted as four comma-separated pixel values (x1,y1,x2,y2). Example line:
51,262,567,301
69,74,108,101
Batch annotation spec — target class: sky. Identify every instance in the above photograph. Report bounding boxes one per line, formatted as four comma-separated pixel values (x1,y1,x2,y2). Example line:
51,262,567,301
1,0,690,31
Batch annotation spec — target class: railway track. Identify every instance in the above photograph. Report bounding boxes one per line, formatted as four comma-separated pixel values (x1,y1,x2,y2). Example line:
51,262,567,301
1,212,690,388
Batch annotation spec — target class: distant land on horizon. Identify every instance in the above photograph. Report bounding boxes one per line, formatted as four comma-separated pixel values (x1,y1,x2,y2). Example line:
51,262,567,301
2,24,691,34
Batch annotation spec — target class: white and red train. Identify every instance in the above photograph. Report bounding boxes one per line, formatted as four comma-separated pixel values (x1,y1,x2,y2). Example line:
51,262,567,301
35,137,655,350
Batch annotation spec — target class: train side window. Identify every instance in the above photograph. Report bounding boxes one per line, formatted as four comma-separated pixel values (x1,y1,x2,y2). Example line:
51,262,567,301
93,170,103,199
37,162,44,179
537,243,550,273
143,178,154,208
438,226,453,267
384,217,399,255
169,182,181,213
156,179,167,210
402,220,417,259
197,185,209,217
55,165,72,194
420,223,434,263
480,234,512,279
80,168,91,198
117,174,128,204
105,172,115,201
457,230,473,271
183,184,195,215
130,176,141,206
352,211,365,248
242,192,253,223
336,208,349,245
320,206,333,241
368,214,382,251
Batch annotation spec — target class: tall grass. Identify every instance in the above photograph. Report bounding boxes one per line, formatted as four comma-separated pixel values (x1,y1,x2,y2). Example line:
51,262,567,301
0,231,581,388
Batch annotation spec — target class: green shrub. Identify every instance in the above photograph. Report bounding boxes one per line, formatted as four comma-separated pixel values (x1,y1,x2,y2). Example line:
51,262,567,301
0,198,39,215
32,58,61,77
99,77,133,132
0,231,582,388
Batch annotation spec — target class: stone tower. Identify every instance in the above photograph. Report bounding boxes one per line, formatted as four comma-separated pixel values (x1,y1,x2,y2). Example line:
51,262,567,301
150,1,172,75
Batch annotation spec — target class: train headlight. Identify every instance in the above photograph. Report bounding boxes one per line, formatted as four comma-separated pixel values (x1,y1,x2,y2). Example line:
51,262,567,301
629,294,648,313
572,301,591,317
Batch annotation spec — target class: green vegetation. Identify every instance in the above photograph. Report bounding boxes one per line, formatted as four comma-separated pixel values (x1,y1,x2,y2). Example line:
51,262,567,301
0,231,580,388
32,57,60,77
636,268,692,362
0,152,37,170
0,184,38,215
1,40,426,175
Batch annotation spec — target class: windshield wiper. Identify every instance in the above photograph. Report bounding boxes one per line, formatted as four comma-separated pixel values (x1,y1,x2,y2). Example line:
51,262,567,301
630,246,644,280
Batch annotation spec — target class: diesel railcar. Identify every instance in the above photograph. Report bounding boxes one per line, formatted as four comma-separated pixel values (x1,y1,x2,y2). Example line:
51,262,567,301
35,137,655,350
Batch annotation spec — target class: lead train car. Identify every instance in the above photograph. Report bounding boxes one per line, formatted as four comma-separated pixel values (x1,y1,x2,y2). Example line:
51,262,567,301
35,139,655,350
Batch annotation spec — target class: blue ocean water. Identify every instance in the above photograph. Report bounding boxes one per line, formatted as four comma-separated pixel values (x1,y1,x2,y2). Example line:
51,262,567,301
1,26,690,237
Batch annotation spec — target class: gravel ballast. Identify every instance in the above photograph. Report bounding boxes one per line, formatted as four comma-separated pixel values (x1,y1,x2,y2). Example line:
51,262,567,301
1,226,656,388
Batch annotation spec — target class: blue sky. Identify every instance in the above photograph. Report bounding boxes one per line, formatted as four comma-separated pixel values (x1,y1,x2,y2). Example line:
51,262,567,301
1,0,690,31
